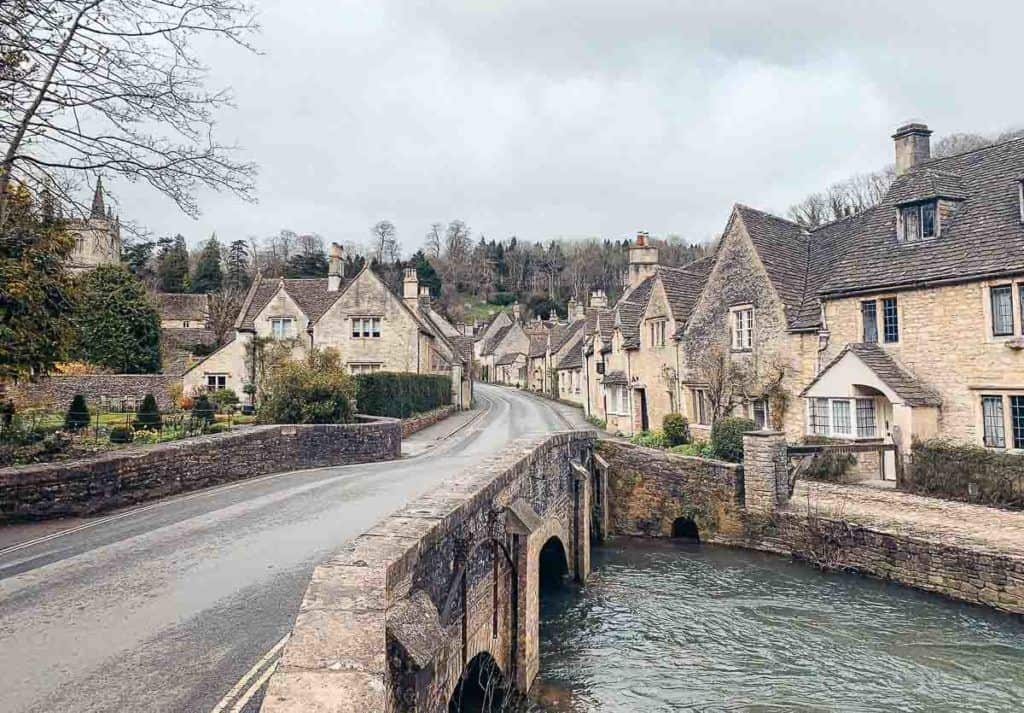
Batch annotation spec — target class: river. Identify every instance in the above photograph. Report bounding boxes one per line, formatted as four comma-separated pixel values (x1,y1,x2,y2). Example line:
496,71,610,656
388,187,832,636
531,538,1024,712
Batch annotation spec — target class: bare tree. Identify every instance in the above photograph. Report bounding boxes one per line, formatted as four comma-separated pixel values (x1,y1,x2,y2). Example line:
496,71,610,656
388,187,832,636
424,222,443,259
0,0,259,227
370,220,398,263
206,288,244,345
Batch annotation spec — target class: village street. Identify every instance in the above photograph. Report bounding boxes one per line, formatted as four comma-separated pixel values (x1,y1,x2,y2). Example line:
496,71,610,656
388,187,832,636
0,385,586,713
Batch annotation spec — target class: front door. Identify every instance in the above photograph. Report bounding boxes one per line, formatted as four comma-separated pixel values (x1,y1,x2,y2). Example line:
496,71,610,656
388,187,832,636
638,389,649,432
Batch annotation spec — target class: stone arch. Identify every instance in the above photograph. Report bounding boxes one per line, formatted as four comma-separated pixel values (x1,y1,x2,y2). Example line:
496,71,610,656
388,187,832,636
448,650,510,713
538,535,570,590
671,516,700,542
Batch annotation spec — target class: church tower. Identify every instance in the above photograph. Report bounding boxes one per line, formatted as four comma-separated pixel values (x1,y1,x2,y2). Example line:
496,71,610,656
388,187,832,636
66,178,122,273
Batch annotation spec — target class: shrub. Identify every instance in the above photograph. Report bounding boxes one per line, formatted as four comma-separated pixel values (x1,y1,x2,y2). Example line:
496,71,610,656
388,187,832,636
710,416,756,463
630,430,667,449
192,394,216,424
259,349,356,424
904,438,1024,509
206,422,231,434
669,441,714,458
209,388,239,411
800,451,857,482
64,394,91,431
355,372,450,418
488,292,517,306
109,426,134,444
586,416,606,430
663,413,690,447
132,393,162,431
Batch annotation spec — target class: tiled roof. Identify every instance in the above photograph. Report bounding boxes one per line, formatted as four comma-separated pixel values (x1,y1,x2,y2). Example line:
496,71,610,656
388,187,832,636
481,324,513,356
156,293,208,321
450,335,474,363
820,137,1024,296
555,334,583,370
238,277,346,329
887,169,967,204
495,351,523,366
801,342,942,407
528,333,548,358
617,275,657,349
424,307,461,337
550,319,584,354
660,259,714,337
602,369,628,386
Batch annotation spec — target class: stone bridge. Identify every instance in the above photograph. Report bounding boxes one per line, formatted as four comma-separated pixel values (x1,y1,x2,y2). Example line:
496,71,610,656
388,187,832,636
260,430,602,712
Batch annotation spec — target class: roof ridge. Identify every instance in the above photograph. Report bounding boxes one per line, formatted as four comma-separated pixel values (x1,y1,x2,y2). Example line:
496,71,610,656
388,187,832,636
735,202,808,231
922,133,1024,165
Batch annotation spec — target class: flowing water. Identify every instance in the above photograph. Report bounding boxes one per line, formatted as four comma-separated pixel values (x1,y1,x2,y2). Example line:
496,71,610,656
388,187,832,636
531,538,1024,712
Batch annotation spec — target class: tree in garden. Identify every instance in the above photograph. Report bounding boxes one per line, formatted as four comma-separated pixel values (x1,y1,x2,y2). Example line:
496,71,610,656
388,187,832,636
257,348,355,424
157,235,191,293
191,234,223,293
225,240,252,292
0,185,77,383
132,394,162,431
192,394,216,424
64,394,90,431
72,264,162,373
0,0,257,229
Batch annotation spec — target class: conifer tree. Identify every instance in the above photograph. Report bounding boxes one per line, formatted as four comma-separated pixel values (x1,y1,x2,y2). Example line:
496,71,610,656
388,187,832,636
191,234,223,293
132,393,162,431
64,394,90,431
157,234,190,292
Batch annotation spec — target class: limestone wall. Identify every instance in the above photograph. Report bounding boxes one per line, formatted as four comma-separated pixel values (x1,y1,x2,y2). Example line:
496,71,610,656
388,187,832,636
0,418,400,522
10,374,179,411
401,405,458,437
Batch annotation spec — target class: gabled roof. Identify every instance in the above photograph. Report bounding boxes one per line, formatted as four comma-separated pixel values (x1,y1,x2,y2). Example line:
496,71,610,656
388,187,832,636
237,276,347,329
156,293,208,321
528,333,548,358
423,306,461,338
495,351,524,366
481,324,513,356
660,258,714,337
450,335,474,363
800,342,942,407
821,137,1024,296
550,319,584,354
616,275,657,349
555,333,583,370
602,369,628,386
887,168,967,204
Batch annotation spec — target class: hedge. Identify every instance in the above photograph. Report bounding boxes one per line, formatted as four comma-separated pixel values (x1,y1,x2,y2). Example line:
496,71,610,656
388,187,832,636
355,372,451,418
904,438,1024,509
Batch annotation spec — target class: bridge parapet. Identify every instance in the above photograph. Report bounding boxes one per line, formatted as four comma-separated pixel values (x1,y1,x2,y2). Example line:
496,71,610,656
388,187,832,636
260,430,596,713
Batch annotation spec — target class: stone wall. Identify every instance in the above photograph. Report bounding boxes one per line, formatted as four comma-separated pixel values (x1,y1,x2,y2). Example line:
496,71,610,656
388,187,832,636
401,405,458,437
10,374,180,411
0,417,400,522
596,440,744,541
261,431,595,713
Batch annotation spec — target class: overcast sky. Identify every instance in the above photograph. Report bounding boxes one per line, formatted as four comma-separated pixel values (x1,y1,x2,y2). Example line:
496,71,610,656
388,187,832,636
116,0,1024,252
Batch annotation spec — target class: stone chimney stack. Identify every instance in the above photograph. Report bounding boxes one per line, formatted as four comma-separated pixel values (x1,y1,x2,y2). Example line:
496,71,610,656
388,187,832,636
511,302,521,322
402,267,420,307
589,289,608,309
893,122,932,176
417,284,431,309
628,231,659,289
328,242,344,291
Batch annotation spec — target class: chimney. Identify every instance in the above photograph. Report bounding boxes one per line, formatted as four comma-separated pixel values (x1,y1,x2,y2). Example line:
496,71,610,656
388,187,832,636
511,302,521,322
589,289,608,309
893,122,932,176
628,230,659,289
328,242,344,291
403,267,419,307
417,284,431,309
573,298,585,321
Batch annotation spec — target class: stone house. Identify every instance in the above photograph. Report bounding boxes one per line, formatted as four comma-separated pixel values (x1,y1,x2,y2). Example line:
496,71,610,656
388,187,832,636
805,124,1024,454
494,352,527,385
156,293,209,330
479,311,530,384
182,245,471,408
66,178,121,273
156,292,217,376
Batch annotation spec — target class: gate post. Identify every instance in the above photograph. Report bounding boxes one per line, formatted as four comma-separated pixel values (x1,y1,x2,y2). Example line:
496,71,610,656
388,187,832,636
742,430,790,514
570,460,592,584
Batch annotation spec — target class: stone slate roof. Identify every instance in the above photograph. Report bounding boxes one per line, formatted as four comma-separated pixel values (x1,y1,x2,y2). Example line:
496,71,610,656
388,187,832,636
601,369,628,386
482,324,513,356
423,306,461,337
887,168,967,204
156,293,208,321
801,342,942,407
528,333,548,358
450,335,474,364
550,319,584,354
238,277,347,329
555,334,583,370
495,352,523,366
821,137,1024,296
660,258,714,337
617,275,657,349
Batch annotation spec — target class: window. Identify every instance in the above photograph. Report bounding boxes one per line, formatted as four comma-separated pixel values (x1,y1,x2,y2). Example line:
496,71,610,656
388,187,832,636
899,201,938,241
832,400,852,436
182,320,191,329
810,398,830,436
856,399,877,438
692,388,710,425
352,317,382,338
861,301,878,343
348,362,381,374
271,317,294,339
1013,396,1024,449
991,285,1015,336
607,386,629,415
750,398,769,429
206,374,227,391
882,297,899,343
982,395,1006,448
731,306,753,350
649,320,667,347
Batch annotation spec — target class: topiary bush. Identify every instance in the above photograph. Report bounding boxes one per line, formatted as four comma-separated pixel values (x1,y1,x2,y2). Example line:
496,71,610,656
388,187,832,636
109,426,134,444
663,413,690,447
64,394,91,431
710,416,756,463
132,393,162,431
355,372,451,418
258,348,356,424
192,394,216,424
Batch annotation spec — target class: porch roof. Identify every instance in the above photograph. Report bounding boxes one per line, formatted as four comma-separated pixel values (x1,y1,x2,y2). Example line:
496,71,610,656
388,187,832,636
801,343,942,407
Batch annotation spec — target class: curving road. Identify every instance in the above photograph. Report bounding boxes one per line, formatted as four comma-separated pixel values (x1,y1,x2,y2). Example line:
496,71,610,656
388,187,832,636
0,384,585,713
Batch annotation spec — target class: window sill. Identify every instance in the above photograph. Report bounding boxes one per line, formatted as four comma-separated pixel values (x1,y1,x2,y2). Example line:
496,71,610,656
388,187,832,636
730,347,753,354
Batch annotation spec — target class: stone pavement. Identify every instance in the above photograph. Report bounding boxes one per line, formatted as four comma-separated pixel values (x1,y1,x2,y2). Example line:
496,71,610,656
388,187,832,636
791,480,1024,558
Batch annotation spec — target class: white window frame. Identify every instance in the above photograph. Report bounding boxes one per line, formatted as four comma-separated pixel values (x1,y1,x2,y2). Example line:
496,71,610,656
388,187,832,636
806,397,878,439
747,398,770,430
348,362,382,374
648,319,667,347
206,373,227,391
607,385,630,415
270,317,295,339
351,316,382,339
730,305,754,351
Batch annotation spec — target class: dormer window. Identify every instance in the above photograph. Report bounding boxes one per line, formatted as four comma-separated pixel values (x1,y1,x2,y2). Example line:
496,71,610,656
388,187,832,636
898,201,937,242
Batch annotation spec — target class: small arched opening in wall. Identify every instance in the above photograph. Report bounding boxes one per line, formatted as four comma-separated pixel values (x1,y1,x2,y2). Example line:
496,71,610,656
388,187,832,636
448,651,511,713
538,535,570,591
671,516,701,543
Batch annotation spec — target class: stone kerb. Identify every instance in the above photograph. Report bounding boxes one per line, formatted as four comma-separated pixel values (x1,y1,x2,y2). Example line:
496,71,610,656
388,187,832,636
260,430,595,713
742,430,789,514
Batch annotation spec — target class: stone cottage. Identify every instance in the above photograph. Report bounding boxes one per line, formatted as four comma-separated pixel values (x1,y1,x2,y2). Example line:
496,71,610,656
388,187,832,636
182,245,472,408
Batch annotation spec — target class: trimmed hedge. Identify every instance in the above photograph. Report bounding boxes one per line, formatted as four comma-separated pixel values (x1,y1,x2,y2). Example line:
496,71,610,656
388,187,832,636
904,438,1024,509
356,372,451,418
710,416,756,463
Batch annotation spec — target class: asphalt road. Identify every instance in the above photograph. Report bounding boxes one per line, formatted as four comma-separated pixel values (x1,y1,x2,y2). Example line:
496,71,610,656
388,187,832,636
0,384,585,713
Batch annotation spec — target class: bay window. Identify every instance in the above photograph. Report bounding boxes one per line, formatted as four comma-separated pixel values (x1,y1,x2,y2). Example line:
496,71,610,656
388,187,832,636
808,398,877,439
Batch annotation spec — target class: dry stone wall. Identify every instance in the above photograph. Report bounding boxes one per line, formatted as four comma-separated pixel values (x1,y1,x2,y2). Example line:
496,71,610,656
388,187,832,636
10,374,179,411
0,417,400,522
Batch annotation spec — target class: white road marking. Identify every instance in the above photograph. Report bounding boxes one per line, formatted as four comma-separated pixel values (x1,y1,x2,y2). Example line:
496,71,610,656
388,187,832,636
209,634,289,713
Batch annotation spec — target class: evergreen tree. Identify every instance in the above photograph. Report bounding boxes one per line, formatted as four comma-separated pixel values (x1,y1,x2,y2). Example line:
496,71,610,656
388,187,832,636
64,394,91,431
411,250,441,296
193,394,215,424
122,238,156,284
225,239,252,291
191,234,223,293
73,264,162,373
132,393,162,431
157,234,190,292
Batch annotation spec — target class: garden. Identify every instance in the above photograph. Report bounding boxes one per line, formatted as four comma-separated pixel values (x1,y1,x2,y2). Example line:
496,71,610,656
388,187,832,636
626,413,755,464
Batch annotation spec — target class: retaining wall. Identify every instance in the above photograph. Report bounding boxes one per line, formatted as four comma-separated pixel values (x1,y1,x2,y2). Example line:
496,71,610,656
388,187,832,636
401,405,459,438
0,416,400,522
9,374,179,411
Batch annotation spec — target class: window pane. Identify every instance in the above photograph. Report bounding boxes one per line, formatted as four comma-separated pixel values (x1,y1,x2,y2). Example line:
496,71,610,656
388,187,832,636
753,399,767,429
982,396,1006,448
921,202,936,237
902,206,920,241
861,301,878,343
882,297,899,343
991,286,1014,336
1012,396,1024,449
811,398,830,436
856,399,876,437
352,319,361,338
371,318,381,337
832,400,852,435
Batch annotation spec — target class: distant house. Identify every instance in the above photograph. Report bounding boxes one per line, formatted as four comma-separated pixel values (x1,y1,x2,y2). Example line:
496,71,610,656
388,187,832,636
183,245,471,408
156,293,208,330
